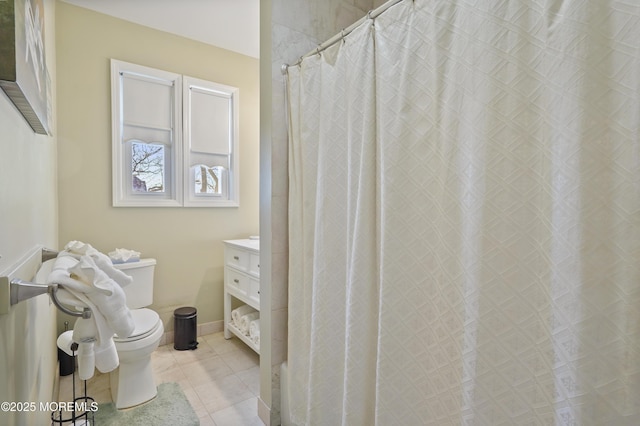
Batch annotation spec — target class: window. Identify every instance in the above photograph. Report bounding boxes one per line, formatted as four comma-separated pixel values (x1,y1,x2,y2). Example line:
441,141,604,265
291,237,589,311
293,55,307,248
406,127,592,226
183,76,239,207
131,141,166,193
111,60,239,207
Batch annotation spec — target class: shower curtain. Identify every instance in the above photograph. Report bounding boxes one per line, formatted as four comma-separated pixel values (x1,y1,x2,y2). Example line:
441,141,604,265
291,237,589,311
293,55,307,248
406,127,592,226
286,1,640,424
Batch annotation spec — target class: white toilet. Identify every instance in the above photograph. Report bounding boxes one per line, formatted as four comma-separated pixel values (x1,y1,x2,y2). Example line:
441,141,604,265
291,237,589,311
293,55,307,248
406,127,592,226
110,258,164,409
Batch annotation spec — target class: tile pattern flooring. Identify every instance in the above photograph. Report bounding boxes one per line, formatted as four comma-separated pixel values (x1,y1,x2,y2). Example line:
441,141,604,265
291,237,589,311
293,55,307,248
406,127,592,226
59,332,263,425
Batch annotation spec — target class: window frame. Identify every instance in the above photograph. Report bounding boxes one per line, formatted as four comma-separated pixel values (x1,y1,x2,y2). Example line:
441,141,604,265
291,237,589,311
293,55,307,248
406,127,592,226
183,76,240,207
111,59,240,208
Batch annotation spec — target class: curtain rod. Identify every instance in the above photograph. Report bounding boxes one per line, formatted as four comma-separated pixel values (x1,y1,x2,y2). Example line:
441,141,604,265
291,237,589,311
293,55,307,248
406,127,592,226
282,0,408,72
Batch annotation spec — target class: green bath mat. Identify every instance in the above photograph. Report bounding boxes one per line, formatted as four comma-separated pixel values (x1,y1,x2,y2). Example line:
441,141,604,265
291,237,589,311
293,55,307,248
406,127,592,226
93,382,199,425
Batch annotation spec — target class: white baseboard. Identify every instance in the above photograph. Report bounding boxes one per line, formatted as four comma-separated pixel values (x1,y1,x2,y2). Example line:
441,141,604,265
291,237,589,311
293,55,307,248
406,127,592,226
159,320,224,346
258,396,271,426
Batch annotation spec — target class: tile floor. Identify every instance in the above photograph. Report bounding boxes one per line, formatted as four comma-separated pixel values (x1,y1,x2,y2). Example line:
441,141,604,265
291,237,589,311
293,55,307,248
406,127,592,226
59,332,263,425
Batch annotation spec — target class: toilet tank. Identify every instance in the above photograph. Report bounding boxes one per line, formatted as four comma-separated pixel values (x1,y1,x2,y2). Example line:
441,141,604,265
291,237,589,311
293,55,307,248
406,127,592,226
113,258,156,309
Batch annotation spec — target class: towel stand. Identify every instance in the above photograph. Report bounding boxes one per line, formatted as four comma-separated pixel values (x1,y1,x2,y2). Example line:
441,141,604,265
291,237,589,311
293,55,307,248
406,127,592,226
2,248,92,319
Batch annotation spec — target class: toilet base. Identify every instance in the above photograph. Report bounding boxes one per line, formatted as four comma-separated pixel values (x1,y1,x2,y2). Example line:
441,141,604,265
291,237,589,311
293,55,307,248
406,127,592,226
110,355,157,409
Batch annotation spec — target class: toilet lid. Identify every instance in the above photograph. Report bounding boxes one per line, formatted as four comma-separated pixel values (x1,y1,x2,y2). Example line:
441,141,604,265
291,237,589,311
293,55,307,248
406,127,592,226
115,308,159,340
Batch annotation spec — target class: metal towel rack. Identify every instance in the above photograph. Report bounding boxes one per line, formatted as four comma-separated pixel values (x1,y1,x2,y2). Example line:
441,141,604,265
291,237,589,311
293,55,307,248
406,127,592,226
4,248,91,319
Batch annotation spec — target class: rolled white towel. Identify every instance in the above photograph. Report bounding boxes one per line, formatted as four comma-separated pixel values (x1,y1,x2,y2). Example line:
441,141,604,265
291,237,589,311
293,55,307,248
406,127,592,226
239,312,259,335
232,305,256,327
249,319,260,347
77,342,95,381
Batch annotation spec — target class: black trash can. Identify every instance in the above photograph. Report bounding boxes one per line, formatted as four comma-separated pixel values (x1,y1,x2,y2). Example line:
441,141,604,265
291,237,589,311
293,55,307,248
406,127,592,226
174,307,198,350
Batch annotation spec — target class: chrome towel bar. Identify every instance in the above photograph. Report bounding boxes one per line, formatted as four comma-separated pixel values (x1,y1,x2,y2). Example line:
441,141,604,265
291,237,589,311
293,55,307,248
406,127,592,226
0,247,92,319
9,278,91,319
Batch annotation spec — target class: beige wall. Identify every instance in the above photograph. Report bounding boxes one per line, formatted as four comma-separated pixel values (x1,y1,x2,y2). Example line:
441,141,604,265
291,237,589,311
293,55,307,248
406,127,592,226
55,2,260,331
0,0,58,424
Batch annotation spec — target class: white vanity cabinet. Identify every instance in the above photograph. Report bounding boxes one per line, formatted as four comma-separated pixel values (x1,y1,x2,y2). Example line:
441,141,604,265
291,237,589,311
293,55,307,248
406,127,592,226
223,239,260,353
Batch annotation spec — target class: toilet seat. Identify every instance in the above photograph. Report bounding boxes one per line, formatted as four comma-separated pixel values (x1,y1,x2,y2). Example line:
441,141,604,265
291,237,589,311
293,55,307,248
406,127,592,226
114,308,161,342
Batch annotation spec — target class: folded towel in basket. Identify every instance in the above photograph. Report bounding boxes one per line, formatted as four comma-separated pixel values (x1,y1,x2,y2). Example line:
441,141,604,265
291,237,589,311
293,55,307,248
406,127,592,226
231,305,256,327
108,248,141,264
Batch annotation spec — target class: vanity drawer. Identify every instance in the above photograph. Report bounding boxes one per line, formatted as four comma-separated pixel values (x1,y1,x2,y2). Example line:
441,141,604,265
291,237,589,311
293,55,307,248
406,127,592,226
226,247,250,272
226,268,248,293
249,254,260,277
